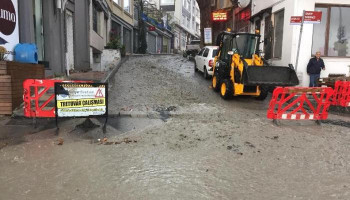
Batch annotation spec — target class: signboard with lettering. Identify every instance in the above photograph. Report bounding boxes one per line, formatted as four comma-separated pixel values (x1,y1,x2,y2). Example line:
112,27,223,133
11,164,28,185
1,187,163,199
0,0,19,60
290,16,302,25
55,82,108,118
304,11,322,24
204,28,212,44
212,12,227,22
160,0,175,11
149,26,156,31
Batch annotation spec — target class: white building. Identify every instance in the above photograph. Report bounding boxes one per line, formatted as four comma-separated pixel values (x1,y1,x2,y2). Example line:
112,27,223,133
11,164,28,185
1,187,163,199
251,0,350,86
171,0,201,51
146,0,200,52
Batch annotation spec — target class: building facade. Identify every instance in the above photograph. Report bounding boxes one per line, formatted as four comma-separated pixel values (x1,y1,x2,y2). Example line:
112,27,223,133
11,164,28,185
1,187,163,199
133,0,174,54
18,0,91,76
251,0,350,86
168,0,201,52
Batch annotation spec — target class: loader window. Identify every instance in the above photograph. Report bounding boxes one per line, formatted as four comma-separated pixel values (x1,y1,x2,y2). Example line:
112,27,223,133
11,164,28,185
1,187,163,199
232,35,258,59
220,35,233,62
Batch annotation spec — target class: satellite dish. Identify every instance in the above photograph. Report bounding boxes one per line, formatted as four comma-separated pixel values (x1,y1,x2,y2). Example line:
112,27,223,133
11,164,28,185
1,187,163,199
238,0,250,8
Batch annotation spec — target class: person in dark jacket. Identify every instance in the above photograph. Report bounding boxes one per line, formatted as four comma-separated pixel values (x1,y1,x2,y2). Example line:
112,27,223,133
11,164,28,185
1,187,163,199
307,51,325,87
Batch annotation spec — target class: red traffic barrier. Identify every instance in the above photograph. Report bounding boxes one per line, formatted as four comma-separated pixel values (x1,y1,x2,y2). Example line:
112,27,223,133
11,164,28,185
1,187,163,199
267,87,333,120
331,81,350,107
23,79,92,118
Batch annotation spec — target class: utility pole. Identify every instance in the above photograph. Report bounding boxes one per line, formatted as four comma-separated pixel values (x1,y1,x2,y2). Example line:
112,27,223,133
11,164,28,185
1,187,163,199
295,10,305,72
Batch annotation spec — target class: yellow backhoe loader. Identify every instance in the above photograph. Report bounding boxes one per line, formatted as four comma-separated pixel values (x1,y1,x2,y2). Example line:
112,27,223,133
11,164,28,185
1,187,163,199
212,31,299,100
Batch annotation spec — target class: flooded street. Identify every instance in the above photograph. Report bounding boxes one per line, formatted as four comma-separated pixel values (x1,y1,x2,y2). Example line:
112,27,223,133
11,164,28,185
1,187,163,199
1,55,350,199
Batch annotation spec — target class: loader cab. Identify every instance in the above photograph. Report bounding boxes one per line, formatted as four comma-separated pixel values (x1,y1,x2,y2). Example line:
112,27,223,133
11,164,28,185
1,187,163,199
218,32,260,62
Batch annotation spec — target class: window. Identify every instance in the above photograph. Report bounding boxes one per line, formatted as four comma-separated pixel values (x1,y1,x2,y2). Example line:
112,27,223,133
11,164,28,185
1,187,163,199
198,48,205,56
124,0,130,13
93,3,100,34
203,48,209,57
312,5,350,57
192,17,195,29
232,34,258,59
113,0,120,5
212,49,218,58
220,35,233,62
134,5,139,20
273,9,284,58
187,17,190,28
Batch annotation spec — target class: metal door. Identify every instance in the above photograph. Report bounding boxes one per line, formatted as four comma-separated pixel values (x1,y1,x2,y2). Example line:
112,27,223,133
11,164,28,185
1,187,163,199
148,34,156,53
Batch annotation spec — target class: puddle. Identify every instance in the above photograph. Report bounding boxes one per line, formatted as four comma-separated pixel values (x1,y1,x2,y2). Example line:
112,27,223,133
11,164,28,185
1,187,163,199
99,115,164,134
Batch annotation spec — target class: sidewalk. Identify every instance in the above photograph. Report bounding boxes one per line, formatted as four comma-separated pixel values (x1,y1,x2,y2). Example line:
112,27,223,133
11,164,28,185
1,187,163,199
8,56,129,118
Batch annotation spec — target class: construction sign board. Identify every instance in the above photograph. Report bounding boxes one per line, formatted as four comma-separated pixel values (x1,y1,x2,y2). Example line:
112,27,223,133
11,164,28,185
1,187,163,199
55,82,108,118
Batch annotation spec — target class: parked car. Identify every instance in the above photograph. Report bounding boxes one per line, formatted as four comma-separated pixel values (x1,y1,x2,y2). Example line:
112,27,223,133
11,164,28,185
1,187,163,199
183,40,201,58
194,46,219,79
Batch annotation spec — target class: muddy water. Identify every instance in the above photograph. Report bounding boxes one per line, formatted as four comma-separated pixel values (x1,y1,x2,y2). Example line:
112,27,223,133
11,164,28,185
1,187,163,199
1,55,350,199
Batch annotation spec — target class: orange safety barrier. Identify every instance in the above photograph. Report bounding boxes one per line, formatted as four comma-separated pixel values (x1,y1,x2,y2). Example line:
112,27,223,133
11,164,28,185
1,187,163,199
23,79,92,118
331,81,350,107
267,87,334,120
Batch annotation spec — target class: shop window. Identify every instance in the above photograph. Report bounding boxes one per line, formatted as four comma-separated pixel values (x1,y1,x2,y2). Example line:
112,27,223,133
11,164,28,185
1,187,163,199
273,9,284,58
312,5,350,57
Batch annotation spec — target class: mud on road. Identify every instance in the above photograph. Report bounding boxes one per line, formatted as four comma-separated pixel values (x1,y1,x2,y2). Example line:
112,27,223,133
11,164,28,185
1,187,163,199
0,55,350,200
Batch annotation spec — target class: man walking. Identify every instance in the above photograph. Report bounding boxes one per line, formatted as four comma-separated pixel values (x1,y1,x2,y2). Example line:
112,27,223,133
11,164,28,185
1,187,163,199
307,51,325,87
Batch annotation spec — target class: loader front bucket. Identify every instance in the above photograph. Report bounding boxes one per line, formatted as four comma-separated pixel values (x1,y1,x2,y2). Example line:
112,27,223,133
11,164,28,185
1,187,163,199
243,66,299,86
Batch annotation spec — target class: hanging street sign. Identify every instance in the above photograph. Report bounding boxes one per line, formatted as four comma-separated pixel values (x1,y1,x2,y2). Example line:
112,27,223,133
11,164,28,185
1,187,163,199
304,11,322,24
290,16,303,25
293,10,323,72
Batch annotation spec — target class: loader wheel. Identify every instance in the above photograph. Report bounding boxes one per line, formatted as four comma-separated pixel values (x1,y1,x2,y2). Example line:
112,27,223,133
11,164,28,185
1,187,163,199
255,87,268,101
212,76,220,91
220,79,233,99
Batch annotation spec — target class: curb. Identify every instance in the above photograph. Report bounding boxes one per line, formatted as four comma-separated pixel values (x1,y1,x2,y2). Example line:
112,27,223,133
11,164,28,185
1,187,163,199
102,56,130,83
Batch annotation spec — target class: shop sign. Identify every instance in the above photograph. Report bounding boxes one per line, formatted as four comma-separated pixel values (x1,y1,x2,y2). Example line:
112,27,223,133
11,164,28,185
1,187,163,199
204,28,212,44
149,26,156,31
212,12,227,22
0,0,19,60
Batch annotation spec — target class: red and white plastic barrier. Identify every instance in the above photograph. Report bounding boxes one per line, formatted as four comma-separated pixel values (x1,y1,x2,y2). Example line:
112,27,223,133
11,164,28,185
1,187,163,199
23,79,92,118
331,81,350,107
267,87,334,121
